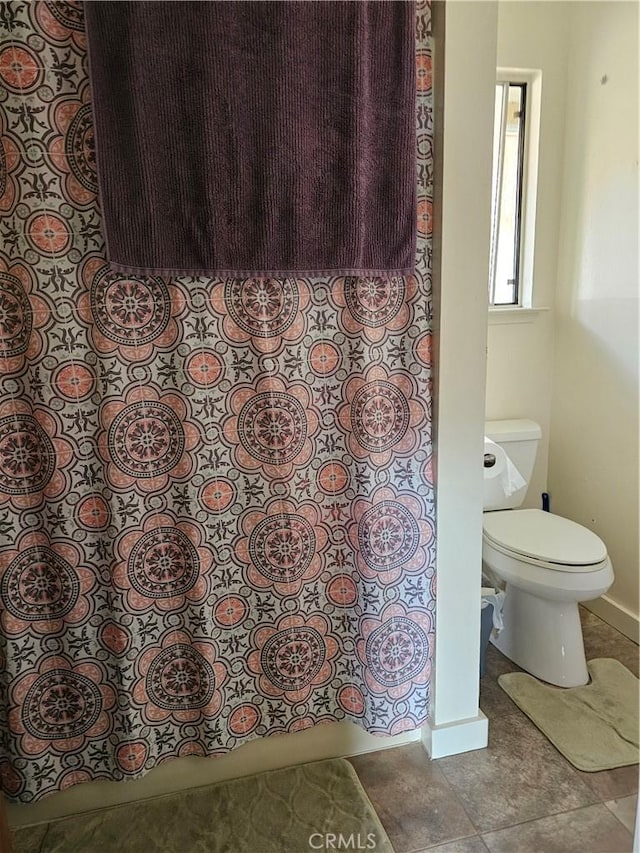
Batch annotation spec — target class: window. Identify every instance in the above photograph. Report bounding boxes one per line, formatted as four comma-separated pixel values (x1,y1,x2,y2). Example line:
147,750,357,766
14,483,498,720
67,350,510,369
489,80,528,306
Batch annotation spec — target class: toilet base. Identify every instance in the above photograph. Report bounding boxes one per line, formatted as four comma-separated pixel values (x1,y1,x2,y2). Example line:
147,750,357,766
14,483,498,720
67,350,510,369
491,584,589,687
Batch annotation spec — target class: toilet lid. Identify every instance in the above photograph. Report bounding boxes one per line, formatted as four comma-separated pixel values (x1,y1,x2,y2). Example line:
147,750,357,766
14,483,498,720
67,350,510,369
483,509,608,567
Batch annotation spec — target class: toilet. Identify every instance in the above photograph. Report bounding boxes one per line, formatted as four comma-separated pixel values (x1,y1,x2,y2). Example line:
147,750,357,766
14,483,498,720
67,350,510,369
482,419,614,687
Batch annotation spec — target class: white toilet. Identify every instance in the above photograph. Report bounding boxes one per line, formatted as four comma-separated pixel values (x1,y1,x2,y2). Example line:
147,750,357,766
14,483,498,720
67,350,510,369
483,419,614,687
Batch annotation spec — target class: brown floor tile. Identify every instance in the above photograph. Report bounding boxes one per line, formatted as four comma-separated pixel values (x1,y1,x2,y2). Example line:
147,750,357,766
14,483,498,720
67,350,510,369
482,643,523,680
480,645,521,719
605,794,638,834
349,744,476,853
576,763,639,801
481,803,634,853
415,837,489,853
435,713,599,833
580,608,639,678
479,676,519,721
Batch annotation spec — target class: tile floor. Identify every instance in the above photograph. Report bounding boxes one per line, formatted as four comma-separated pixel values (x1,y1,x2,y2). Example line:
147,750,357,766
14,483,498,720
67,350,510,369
349,607,639,853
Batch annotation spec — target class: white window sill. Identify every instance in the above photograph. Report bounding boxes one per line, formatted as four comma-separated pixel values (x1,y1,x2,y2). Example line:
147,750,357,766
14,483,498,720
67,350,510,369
488,306,550,325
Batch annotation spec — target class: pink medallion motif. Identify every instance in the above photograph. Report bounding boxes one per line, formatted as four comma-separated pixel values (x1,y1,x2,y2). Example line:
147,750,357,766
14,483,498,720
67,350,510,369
53,363,96,402
23,670,102,739
359,502,420,569
251,515,315,581
49,95,97,207
99,385,199,493
0,259,49,375
0,400,72,510
332,275,416,342
0,415,54,493
337,365,426,467
345,276,405,327
9,656,116,756
358,602,434,704
348,486,434,585
213,595,248,628
350,381,411,453
225,277,298,338
208,277,309,353
224,377,318,479
129,529,199,598
235,499,328,595
0,275,32,360
92,273,170,345
262,628,324,691
337,685,365,717
239,392,306,464
0,534,94,634
0,532,96,637
248,613,339,704
78,256,186,361
147,644,215,710
416,48,432,94
113,513,212,612
134,630,227,723
109,401,184,478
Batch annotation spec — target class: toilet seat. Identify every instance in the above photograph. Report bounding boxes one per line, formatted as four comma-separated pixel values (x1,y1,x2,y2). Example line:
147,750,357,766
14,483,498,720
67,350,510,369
483,509,608,573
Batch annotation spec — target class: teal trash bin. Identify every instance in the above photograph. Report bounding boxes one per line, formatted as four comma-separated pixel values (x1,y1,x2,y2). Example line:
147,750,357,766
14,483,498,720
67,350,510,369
480,588,504,677
479,601,494,677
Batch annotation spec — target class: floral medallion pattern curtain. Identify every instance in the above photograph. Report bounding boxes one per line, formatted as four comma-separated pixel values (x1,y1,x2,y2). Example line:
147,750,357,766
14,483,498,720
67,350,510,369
0,0,434,802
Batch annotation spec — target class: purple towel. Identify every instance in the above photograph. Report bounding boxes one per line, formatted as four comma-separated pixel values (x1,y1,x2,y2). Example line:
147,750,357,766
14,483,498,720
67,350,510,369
84,1,416,277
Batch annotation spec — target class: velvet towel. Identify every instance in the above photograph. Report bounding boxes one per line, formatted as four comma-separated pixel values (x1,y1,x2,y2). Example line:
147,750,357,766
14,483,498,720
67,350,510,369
84,1,416,277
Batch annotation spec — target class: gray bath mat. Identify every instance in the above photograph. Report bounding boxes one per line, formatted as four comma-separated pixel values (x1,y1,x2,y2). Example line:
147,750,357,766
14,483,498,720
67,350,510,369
499,658,639,771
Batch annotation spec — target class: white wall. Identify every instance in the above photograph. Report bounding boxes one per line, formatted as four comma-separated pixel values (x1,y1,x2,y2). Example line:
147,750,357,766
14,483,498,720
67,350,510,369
487,1,639,635
423,0,497,759
549,1,639,637
486,1,570,508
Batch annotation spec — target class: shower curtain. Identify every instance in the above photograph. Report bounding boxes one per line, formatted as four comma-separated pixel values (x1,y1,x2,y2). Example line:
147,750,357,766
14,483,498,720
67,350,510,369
0,0,435,803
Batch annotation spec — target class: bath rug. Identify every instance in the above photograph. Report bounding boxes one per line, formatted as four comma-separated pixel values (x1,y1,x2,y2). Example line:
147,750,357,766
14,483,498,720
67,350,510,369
498,658,639,772
11,758,394,853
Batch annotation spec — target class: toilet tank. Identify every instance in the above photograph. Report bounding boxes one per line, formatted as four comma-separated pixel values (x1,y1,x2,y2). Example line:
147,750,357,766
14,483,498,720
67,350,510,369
484,419,541,509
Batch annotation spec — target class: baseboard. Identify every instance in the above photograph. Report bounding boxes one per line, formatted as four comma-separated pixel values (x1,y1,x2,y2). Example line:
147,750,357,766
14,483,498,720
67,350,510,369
8,722,420,828
585,595,639,644
421,712,488,759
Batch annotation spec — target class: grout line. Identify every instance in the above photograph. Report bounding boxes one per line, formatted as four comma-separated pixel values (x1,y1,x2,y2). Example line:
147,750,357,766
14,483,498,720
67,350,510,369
407,831,485,853
479,800,636,845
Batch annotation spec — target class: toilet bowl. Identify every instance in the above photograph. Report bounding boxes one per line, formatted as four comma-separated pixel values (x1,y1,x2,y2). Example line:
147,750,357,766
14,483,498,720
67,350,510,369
483,509,614,687
482,419,615,688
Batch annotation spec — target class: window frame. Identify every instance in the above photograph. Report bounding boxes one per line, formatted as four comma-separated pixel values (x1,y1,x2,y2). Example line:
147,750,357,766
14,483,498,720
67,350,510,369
489,68,541,313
